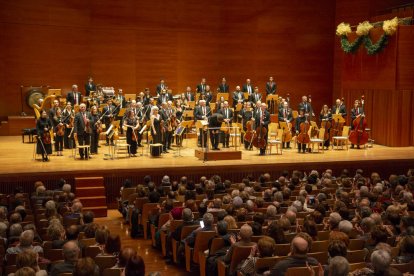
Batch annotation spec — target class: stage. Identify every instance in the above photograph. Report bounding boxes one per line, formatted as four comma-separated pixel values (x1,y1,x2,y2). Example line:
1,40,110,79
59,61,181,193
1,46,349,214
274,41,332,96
0,136,413,206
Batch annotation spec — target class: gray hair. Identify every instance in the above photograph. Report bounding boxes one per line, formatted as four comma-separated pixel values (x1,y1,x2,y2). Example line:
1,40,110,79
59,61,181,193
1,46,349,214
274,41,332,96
246,200,255,212
361,217,375,232
63,240,80,261
45,200,56,210
203,213,214,227
62,184,71,193
240,224,253,241
274,191,283,203
182,208,193,222
266,205,277,217
338,220,353,235
9,223,23,237
19,230,34,247
0,222,7,237
292,200,303,212
329,256,349,276
371,249,391,273
329,212,342,228
233,196,243,208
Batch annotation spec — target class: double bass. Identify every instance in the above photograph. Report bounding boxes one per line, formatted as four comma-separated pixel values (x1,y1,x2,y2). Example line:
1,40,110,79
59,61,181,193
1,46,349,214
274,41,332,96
349,96,369,147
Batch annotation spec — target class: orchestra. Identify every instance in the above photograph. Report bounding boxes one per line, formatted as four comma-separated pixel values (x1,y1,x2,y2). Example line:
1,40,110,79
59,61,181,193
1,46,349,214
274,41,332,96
32,76,370,161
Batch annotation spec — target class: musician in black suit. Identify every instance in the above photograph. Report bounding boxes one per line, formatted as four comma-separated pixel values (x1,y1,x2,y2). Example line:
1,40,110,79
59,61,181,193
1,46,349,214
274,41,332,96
242,78,254,96
73,103,91,160
209,113,224,150
196,78,207,93
265,76,277,95
156,79,167,95
142,88,151,106
350,100,364,128
232,86,245,108
204,86,213,106
114,89,126,109
66,84,82,106
298,95,314,117
84,77,96,97
278,101,293,149
103,99,118,146
253,103,270,155
332,98,347,117
160,102,172,153
218,77,229,92
89,105,101,155
249,87,262,105
218,101,233,148
184,87,195,102
194,100,211,147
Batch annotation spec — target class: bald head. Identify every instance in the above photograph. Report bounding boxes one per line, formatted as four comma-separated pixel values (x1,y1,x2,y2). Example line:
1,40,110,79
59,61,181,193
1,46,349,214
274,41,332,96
240,224,253,241
291,236,309,255
63,240,80,262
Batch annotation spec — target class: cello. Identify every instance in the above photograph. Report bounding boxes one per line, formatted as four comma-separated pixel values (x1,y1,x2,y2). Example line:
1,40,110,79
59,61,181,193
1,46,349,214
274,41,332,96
297,114,311,144
349,96,369,148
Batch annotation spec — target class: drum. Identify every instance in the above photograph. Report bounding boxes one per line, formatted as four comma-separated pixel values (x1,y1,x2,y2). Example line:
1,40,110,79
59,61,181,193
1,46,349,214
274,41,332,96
150,143,163,157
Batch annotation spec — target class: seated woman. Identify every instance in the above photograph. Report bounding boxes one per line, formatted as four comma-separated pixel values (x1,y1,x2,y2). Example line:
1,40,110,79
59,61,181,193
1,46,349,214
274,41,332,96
238,236,276,275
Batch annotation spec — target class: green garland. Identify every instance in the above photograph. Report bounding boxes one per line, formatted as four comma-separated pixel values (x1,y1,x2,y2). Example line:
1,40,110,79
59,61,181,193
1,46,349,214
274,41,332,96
364,34,389,55
340,34,389,55
340,35,364,53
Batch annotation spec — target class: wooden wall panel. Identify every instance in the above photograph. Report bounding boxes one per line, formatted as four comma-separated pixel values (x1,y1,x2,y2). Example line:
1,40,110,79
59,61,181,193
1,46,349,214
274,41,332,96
397,26,414,90
0,0,335,119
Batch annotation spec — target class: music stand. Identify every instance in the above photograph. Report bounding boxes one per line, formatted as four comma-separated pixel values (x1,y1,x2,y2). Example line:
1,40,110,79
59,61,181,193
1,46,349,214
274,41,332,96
209,102,216,112
188,101,195,109
216,93,229,102
124,94,136,103
182,110,194,120
104,120,120,160
173,126,186,157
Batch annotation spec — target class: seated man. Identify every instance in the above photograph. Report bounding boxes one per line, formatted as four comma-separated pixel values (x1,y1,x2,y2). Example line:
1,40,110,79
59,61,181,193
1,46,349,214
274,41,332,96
184,212,214,247
50,240,80,276
269,233,318,276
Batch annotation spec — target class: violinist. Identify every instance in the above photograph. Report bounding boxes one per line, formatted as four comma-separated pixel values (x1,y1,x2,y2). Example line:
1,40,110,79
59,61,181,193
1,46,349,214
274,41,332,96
253,103,270,156
159,102,171,153
73,103,92,160
219,101,233,148
166,101,175,150
124,109,140,157
36,110,53,161
216,96,225,112
103,99,117,146
174,99,185,146
150,106,163,144
209,113,224,150
319,104,332,149
89,105,101,155
332,99,347,117
52,108,64,156
62,102,75,149
278,101,293,149
295,109,308,153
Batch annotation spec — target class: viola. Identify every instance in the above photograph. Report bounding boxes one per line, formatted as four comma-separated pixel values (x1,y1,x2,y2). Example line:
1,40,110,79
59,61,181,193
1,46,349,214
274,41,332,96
57,123,65,137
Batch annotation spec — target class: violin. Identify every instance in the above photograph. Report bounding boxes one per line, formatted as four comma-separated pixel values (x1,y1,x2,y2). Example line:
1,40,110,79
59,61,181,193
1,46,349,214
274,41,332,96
56,121,65,137
297,115,311,144
349,96,369,146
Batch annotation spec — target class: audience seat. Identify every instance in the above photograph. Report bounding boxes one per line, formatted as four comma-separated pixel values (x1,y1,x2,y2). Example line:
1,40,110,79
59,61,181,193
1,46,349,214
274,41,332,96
347,249,367,263
200,238,225,276
95,255,117,274
217,245,254,276
185,231,216,272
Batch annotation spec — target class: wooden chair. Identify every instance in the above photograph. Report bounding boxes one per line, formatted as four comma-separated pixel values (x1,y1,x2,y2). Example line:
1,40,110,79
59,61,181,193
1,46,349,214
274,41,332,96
59,273,73,276
390,260,414,274
347,249,367,263
349,262,368,272
6,253,18,266
285,232,297,243
317,230,330,240
310,240,329,253
44,249,64,262
95,255,117,274
80,238,97,248
217,245,254,276
172,225,199,264
151,212,170,247
185,231,216,272
255,256,286,273
308,251,328,265
63,216,80,227
160,219,182,257
251,236,266,243
285,265,320,276
121,187,136,202
332,126,350,150
348,239,365,250
309,127,325,153
130,197,148,225
5,265,17,275
141,203,159,239
85,246,102,258
200,238,224,276
229,123,242,147
73,139,91,160
103,268,122,276
267,127,283,155
275,243,291,256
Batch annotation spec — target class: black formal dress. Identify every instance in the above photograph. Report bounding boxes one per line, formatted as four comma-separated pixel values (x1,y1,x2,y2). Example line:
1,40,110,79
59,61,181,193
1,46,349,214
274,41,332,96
85,82,96,97
52,116,64,152
219,108,233,147
125,117,138,155
209,113,223,150
320,112,332,148
62,109,75,149
74,111,91,159
89,112,100,154
36,117,53,160
151,115,163,144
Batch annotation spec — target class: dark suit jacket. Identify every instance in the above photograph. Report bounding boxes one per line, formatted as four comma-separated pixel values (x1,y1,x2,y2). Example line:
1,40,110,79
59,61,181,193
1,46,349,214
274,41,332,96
350,107,363,121
85,82,96,96
242,84,254,94
50,260,76,276
219,108,233,122
218,83,229,92
185,92,195,101
332,104,347,117
204,92,213,105
73,112,91,135
298,102,313,114
156,83,167,95
249,93,262,104
208,113,223,129
66,92,82,106
114,95,126,108
232,91,245,107
194,106,211,121
266,82,277,95
254,109,270,128
102,104,118,125
157,94,170,105
278,108,293,122
196,83,207,93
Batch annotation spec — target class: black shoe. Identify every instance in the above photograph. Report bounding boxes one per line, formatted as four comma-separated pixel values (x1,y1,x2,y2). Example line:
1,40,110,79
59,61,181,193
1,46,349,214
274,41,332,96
98,145,101,148
351,145,354,149
357,145,361,149
80,156,84,160
105,143,109,146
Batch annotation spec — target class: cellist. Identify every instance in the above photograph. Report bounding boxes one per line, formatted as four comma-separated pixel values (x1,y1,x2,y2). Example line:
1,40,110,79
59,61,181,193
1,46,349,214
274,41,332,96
240,102,254,150
350,99,364,149
253,103,270,156
278,101,293,149
295,108,309,153
319,105,332,149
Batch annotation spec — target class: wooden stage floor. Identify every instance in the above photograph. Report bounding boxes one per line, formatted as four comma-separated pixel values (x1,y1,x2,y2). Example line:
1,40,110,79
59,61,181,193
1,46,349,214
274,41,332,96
1,135,413,176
